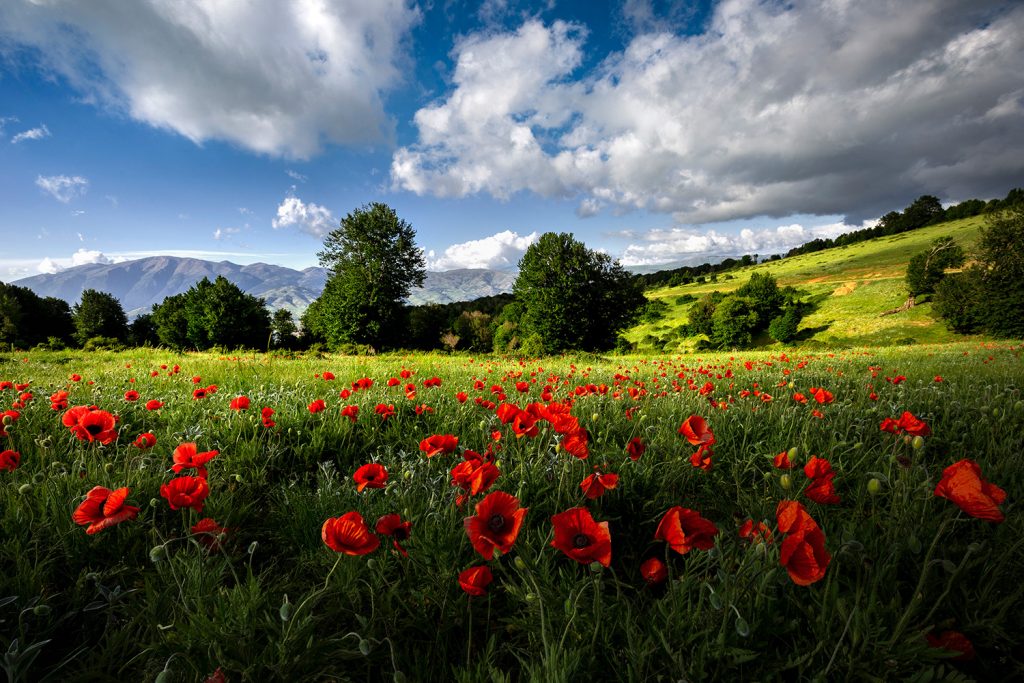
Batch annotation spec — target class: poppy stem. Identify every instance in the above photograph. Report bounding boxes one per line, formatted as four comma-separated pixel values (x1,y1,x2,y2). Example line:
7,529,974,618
887,516,949,648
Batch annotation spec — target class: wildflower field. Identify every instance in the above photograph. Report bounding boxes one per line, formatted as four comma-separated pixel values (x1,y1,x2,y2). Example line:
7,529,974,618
1,343,1021,682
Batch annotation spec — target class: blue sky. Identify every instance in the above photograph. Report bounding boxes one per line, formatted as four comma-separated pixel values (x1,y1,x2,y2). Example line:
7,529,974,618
1,0,1022,282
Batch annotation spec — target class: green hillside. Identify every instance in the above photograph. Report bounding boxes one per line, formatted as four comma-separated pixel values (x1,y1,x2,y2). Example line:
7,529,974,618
626,214,988,350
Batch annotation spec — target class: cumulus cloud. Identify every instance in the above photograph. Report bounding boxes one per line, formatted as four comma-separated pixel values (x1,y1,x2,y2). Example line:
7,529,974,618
393,1,1024,223
426,230,538,270
36,257,63,275
10,124,50,143
617,220,874,267
272,195,335,237
286,169,307,182
36,174,88,203
70,249,113,267
0,0,419,158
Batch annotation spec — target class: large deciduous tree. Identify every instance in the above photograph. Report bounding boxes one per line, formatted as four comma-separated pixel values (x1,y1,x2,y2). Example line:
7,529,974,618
73,289,128,345
511,232,645,353
151,276,270,350
307,203,425,349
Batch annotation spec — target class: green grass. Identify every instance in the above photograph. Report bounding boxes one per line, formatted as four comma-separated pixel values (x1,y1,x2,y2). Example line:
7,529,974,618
628,215,988,350
1,343,1022,681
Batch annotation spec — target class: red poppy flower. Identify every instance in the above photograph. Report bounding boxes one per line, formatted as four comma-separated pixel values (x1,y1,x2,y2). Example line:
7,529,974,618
261,407,276,428
72,486,139,534
172,442,219,479
352,377,374,391
626,437,646,461
896,411,930,437
678,415,714,446
160,475,211,513
145,399,164,411
451,458,501,505
191,518,228,551
654,506,718,555
133,432,157,450
550,507,612,567
322,512,380,555
926,630,975,661
459,565,493,596
67,408,119,445
49,390,69,410
690,445,713,471
511,411,539,438
456,391,468,403
464,491,528,560
192,376,202,384
804,474,840,505
375,513,412,556
792,392,808,404
775,500,830,586
192,388,208,400
70,373,82,382
933,459,1006,523
353,463,388,492
495,403,519,424
422,377,442,388
802,456,834,479
375,403,395,420
229,396,250,411
0,449,21,471
812,388,834,405
580,471,618,499
773,451,792,469
419,434,458,457
308,399,327,414
124,390,140,402
738,519,773,544
340,405,359,422
640,557,667,585
322,371,335,381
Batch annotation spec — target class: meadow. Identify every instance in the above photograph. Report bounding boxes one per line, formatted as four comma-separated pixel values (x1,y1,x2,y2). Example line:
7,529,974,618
628,215,988,351
1,342,1021,682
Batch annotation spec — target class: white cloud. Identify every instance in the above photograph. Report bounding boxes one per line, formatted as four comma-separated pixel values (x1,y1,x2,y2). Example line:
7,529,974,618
286,169,307,182
618,220,874,267
576,197,601,218
35,174,88,203
426,230,538,270
70,248,112,267
36,257,63,275
393,1,1024,223
271,195,335,237
213,226,241,241
0,0,419,159
10,124,50,143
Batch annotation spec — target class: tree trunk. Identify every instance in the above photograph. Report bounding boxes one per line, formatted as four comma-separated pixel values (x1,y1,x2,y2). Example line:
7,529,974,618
880,295,916,316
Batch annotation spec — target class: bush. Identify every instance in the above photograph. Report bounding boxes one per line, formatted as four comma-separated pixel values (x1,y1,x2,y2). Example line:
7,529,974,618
518,333,546,358
768,307,803,343
710,297,759,348
933,269,984,334
82,336,123,352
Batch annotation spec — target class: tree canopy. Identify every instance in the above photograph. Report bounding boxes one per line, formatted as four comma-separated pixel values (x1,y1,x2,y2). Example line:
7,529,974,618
151,276,271,350
0,283,74,349
510,232,645,353
73,289,128,346
305,203,425,350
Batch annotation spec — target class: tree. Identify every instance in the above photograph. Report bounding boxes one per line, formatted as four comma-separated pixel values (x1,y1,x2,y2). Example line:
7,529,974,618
271,309,297,349
73,289,128,345
736,271,784,324
512,232,645,352
974,204,1024,338
151,277,270,350
128,313,159,347
769,306,803,343
710,296,759,348
933,269,984,334
309,203,426,349
905,237,965,299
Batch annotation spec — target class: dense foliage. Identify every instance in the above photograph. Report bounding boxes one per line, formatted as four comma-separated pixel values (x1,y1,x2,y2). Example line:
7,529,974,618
905,237,965,299
73,289,129,346
304,203,426,350
151,276,271,350
0,283,75,349
932,204,1024,338
508,232,645,353
0,344,1021,681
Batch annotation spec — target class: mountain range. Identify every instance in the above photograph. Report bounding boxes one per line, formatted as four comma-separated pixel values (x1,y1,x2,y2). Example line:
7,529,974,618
10,257,518,318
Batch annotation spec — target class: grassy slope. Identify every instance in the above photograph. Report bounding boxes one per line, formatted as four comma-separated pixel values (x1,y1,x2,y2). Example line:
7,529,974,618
626,214,988,350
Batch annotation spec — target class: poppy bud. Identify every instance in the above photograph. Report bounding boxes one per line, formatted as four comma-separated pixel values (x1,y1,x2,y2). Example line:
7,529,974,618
589,561,603,573
150,498,160,507
149,545,166,563
780,474,792,490
514,556,527,571
33,472,44,484
155,670,172,683
867,478,882,496
359,639,371,656
104,463,114,473
525,592,538,602
248,541,258,555
18,483,32,495
32,604,51,616
279,596,293,622
367,559,377,570
991,408,1000,418
591,413,599,421
787,446,799,460
911,436,925,450
1,415,11,426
